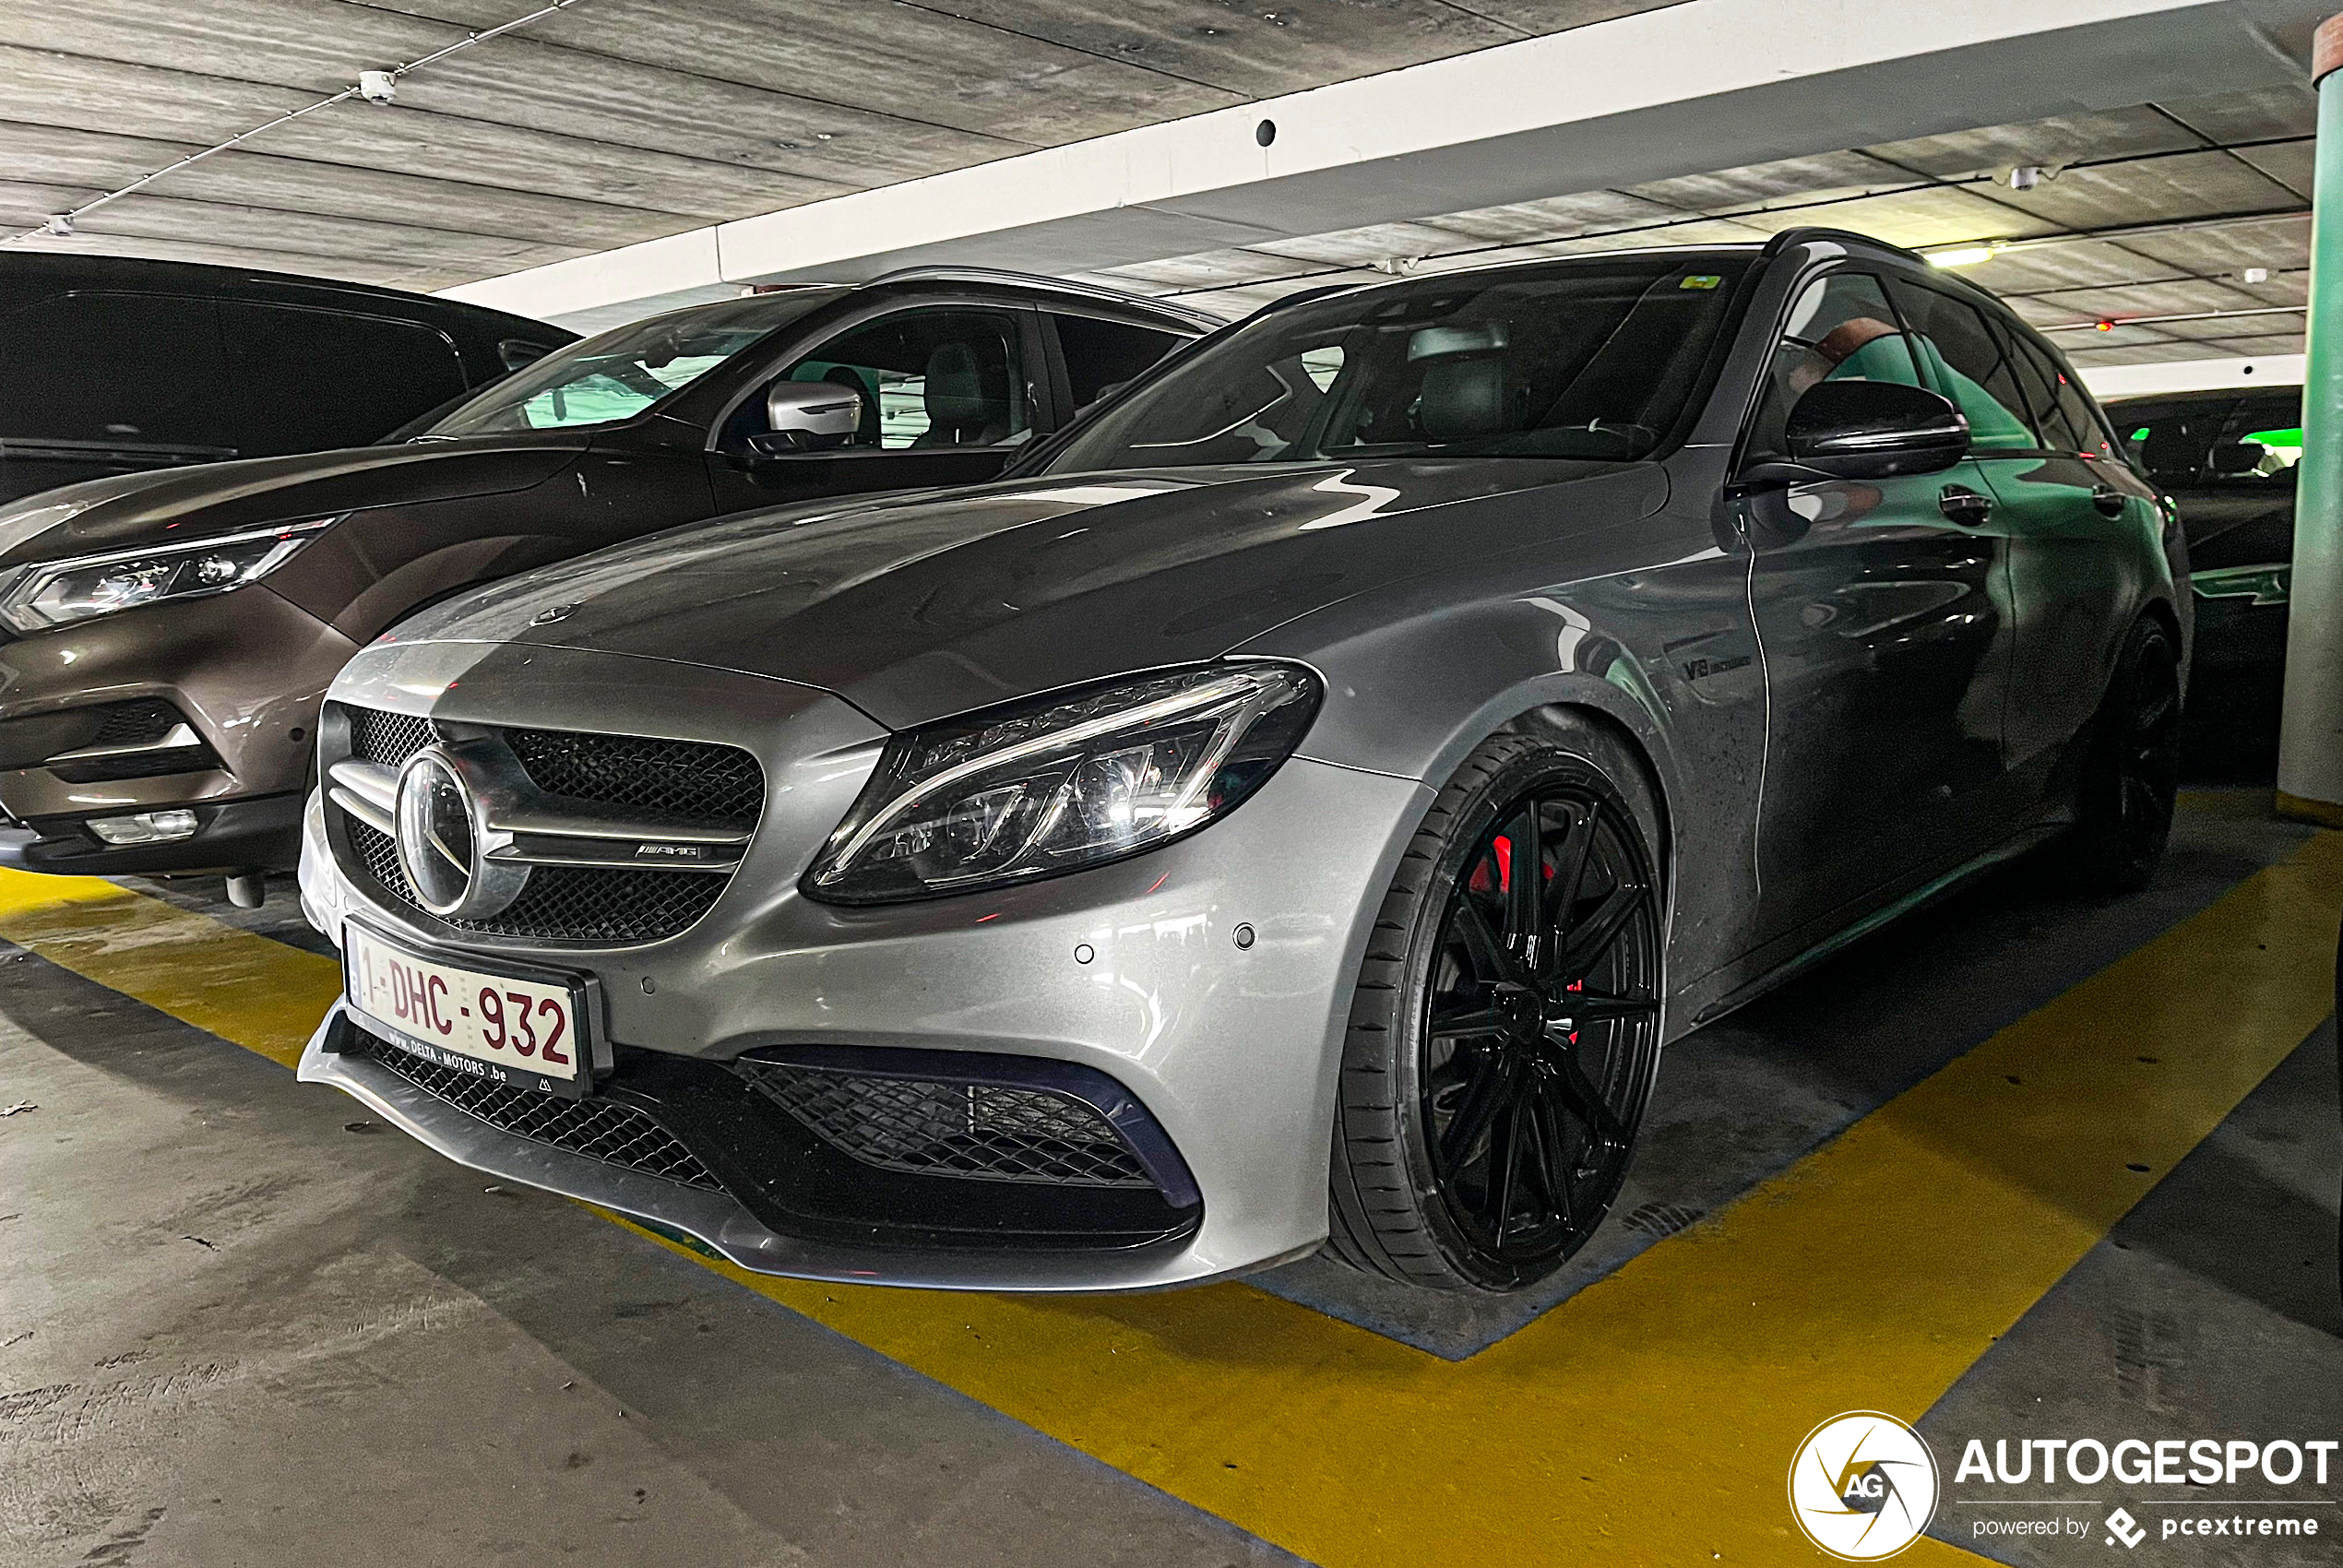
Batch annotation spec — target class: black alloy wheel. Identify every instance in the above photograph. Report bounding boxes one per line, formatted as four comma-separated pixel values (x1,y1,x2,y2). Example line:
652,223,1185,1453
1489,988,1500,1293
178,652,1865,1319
1329,718,1665,1292
2064,616,2182,894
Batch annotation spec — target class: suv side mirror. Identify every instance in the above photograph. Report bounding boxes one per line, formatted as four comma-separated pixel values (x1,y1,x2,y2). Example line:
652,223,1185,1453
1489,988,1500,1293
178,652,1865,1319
1781,380,1968,480
747,382,864,458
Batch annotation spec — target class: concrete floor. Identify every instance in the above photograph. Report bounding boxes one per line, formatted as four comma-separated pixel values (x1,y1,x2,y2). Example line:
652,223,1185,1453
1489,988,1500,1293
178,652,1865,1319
1,793,2336,1566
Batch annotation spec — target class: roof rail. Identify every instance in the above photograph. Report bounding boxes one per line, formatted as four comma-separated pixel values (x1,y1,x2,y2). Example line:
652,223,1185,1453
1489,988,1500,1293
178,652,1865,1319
856,265,1223,329
1759,227,1929,265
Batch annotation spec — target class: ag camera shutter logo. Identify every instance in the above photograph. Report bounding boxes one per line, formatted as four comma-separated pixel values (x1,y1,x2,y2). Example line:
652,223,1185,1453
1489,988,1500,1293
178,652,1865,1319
1789,1411,1942,1560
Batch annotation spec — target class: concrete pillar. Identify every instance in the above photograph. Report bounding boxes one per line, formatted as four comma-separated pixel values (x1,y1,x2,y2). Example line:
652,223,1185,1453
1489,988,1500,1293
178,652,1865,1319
2279,16,2343,826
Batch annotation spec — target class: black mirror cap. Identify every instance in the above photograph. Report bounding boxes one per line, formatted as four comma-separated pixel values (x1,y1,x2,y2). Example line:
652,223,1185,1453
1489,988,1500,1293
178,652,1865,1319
1785,380,1968,480
2208,440,2265,475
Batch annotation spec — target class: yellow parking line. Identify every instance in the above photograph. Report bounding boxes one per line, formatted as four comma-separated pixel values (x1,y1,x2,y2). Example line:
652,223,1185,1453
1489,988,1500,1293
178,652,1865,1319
0,833,2335,1565
0,873,338,1068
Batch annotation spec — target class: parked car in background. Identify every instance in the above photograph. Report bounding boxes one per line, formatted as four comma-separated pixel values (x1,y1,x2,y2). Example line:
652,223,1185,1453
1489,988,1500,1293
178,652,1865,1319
0,254,572,505
0,268,1210,903
295,230,2182,1296
2103,385,2299,776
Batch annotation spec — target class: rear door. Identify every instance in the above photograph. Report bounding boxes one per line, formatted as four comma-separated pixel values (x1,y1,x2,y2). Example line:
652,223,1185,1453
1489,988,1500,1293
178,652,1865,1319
1738,269,2016,944
1888,279,2148,783
0,291,235,502
706,305,1048,514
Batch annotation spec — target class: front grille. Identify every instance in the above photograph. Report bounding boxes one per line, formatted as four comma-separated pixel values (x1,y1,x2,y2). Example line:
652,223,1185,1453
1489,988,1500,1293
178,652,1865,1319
349,818,727,944
506,728,762,828
734,1060,1153,1188
348,707,435,767
328,704,762,945
358,1026,721,1192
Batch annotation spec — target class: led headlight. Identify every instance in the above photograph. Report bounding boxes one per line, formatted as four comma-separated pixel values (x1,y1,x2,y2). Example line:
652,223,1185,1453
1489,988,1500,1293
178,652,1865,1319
0,519,333,633
805,662,1322,904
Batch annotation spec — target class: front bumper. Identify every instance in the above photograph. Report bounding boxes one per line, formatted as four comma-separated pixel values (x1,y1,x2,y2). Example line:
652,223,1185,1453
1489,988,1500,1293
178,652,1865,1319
0,790,304,876
0,586,356,873
298,639,1432,1291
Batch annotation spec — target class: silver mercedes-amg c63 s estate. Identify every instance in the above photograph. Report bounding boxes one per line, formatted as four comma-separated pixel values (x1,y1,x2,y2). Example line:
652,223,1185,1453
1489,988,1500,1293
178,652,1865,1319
296,228,2186,1295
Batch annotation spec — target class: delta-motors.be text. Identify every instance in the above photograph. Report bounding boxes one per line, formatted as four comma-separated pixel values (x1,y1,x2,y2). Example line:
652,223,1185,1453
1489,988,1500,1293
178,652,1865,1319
1955,1438,2337,1486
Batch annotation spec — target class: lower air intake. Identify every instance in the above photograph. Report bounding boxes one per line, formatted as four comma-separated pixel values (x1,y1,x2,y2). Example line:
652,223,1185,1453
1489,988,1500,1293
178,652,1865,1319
733,1059,1153,1188
358,1027,721,1192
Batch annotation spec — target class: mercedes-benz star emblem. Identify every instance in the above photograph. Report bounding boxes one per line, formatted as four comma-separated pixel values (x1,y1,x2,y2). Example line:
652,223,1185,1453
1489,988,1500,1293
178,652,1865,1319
393,746,528,920
529,602,577,626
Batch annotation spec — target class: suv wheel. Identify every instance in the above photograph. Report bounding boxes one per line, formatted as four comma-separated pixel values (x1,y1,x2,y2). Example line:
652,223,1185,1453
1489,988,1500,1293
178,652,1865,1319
1327,715,1665,1292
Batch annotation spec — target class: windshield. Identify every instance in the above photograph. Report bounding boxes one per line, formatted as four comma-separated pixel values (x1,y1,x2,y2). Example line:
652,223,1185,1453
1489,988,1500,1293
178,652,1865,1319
424,291,844,437
1041,254,1754,472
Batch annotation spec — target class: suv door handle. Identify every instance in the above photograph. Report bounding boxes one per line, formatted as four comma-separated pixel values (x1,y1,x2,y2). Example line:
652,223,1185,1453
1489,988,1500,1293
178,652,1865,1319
2091,483,2127,518
1938,484,1992,526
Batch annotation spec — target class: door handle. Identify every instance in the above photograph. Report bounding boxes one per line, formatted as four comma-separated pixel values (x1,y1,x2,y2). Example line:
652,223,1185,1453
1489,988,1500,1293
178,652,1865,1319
1938,484,1992,526
2091,483,2127,518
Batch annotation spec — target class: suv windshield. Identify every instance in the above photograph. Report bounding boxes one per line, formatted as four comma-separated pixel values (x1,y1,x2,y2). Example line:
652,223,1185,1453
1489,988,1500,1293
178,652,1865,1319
425,290,845,437
1041,254,1754,472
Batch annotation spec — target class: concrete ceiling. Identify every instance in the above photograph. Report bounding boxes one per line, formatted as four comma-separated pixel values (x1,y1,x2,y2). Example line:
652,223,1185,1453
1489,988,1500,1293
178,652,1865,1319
0,0,1685,292
1060,84,2323,370
0,0,2323,370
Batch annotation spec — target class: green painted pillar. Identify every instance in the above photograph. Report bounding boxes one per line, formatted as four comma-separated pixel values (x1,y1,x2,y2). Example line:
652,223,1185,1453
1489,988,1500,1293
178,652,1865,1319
2280,16,2343,826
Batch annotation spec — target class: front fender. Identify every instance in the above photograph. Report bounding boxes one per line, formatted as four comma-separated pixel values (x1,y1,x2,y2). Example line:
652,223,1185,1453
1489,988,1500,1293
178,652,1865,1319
1241,513,1766,1028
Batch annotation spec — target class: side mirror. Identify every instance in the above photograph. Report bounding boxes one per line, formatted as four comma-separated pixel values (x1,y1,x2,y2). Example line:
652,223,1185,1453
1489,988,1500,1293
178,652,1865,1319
2208,441,2265,476
1781,380,1968,481
749,381,864,457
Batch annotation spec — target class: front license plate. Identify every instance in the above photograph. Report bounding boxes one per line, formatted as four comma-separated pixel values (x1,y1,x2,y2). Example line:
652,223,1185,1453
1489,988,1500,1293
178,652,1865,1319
343,924,589,1098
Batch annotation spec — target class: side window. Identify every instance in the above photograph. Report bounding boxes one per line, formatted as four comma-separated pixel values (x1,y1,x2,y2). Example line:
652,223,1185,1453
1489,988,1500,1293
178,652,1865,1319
2117,398,2235,483
221,303,470,455
1884,281,2040,452
1746,271,1922,459
773,309,1031,449
2210,392,2306,487
0,291,231,448
2003,334,2087,454
1052,314,1185,409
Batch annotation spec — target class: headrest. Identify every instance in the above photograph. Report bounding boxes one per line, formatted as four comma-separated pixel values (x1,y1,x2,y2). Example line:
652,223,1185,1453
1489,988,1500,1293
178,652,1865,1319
923,342,990,431
1419,359,1508,443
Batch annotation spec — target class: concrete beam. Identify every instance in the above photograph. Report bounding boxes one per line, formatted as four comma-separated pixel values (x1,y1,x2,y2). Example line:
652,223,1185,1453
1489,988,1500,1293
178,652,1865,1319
2079,352,2308,397
444,0,2331,329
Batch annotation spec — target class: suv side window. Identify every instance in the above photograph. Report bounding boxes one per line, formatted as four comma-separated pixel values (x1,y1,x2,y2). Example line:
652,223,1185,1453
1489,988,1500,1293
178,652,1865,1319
2208,391,2304,488
773,308,1032,449
1746,271,1923,459
220,303,470,455
1883,280,2040,452
2003,332,2088,455
1051,314,1186,410
0,291,231,450
2120,397,2237,483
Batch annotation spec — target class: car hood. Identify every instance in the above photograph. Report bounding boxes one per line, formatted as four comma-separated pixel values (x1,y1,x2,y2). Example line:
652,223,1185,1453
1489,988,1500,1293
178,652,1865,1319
0,433,589,567
404,458,1668,728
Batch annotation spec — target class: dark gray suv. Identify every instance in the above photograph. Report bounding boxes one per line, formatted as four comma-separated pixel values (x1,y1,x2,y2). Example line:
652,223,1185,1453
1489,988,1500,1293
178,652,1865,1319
297,229,2183,1296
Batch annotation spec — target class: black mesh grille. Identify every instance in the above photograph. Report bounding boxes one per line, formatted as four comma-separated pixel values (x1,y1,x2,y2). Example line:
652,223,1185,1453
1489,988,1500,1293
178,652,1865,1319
506,728,763,829
330,706,758,945
734,1060,1152,1188
347,707,435,767
46,698,217,782
89,699,183,748
357,1027,721,1192
349,819,727,944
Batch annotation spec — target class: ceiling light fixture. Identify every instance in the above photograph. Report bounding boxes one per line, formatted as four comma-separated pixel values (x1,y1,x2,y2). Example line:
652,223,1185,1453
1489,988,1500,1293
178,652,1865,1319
1927,245,1998,268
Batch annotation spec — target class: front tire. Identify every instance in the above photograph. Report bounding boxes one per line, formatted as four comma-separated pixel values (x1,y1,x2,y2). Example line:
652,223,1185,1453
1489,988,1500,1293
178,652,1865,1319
1326,715,1665,1293
2063,615,2182,895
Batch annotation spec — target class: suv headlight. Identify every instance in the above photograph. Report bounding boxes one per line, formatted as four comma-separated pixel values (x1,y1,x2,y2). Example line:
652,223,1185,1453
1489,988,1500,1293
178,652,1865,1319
0,519,333,633
805,662,1322,905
